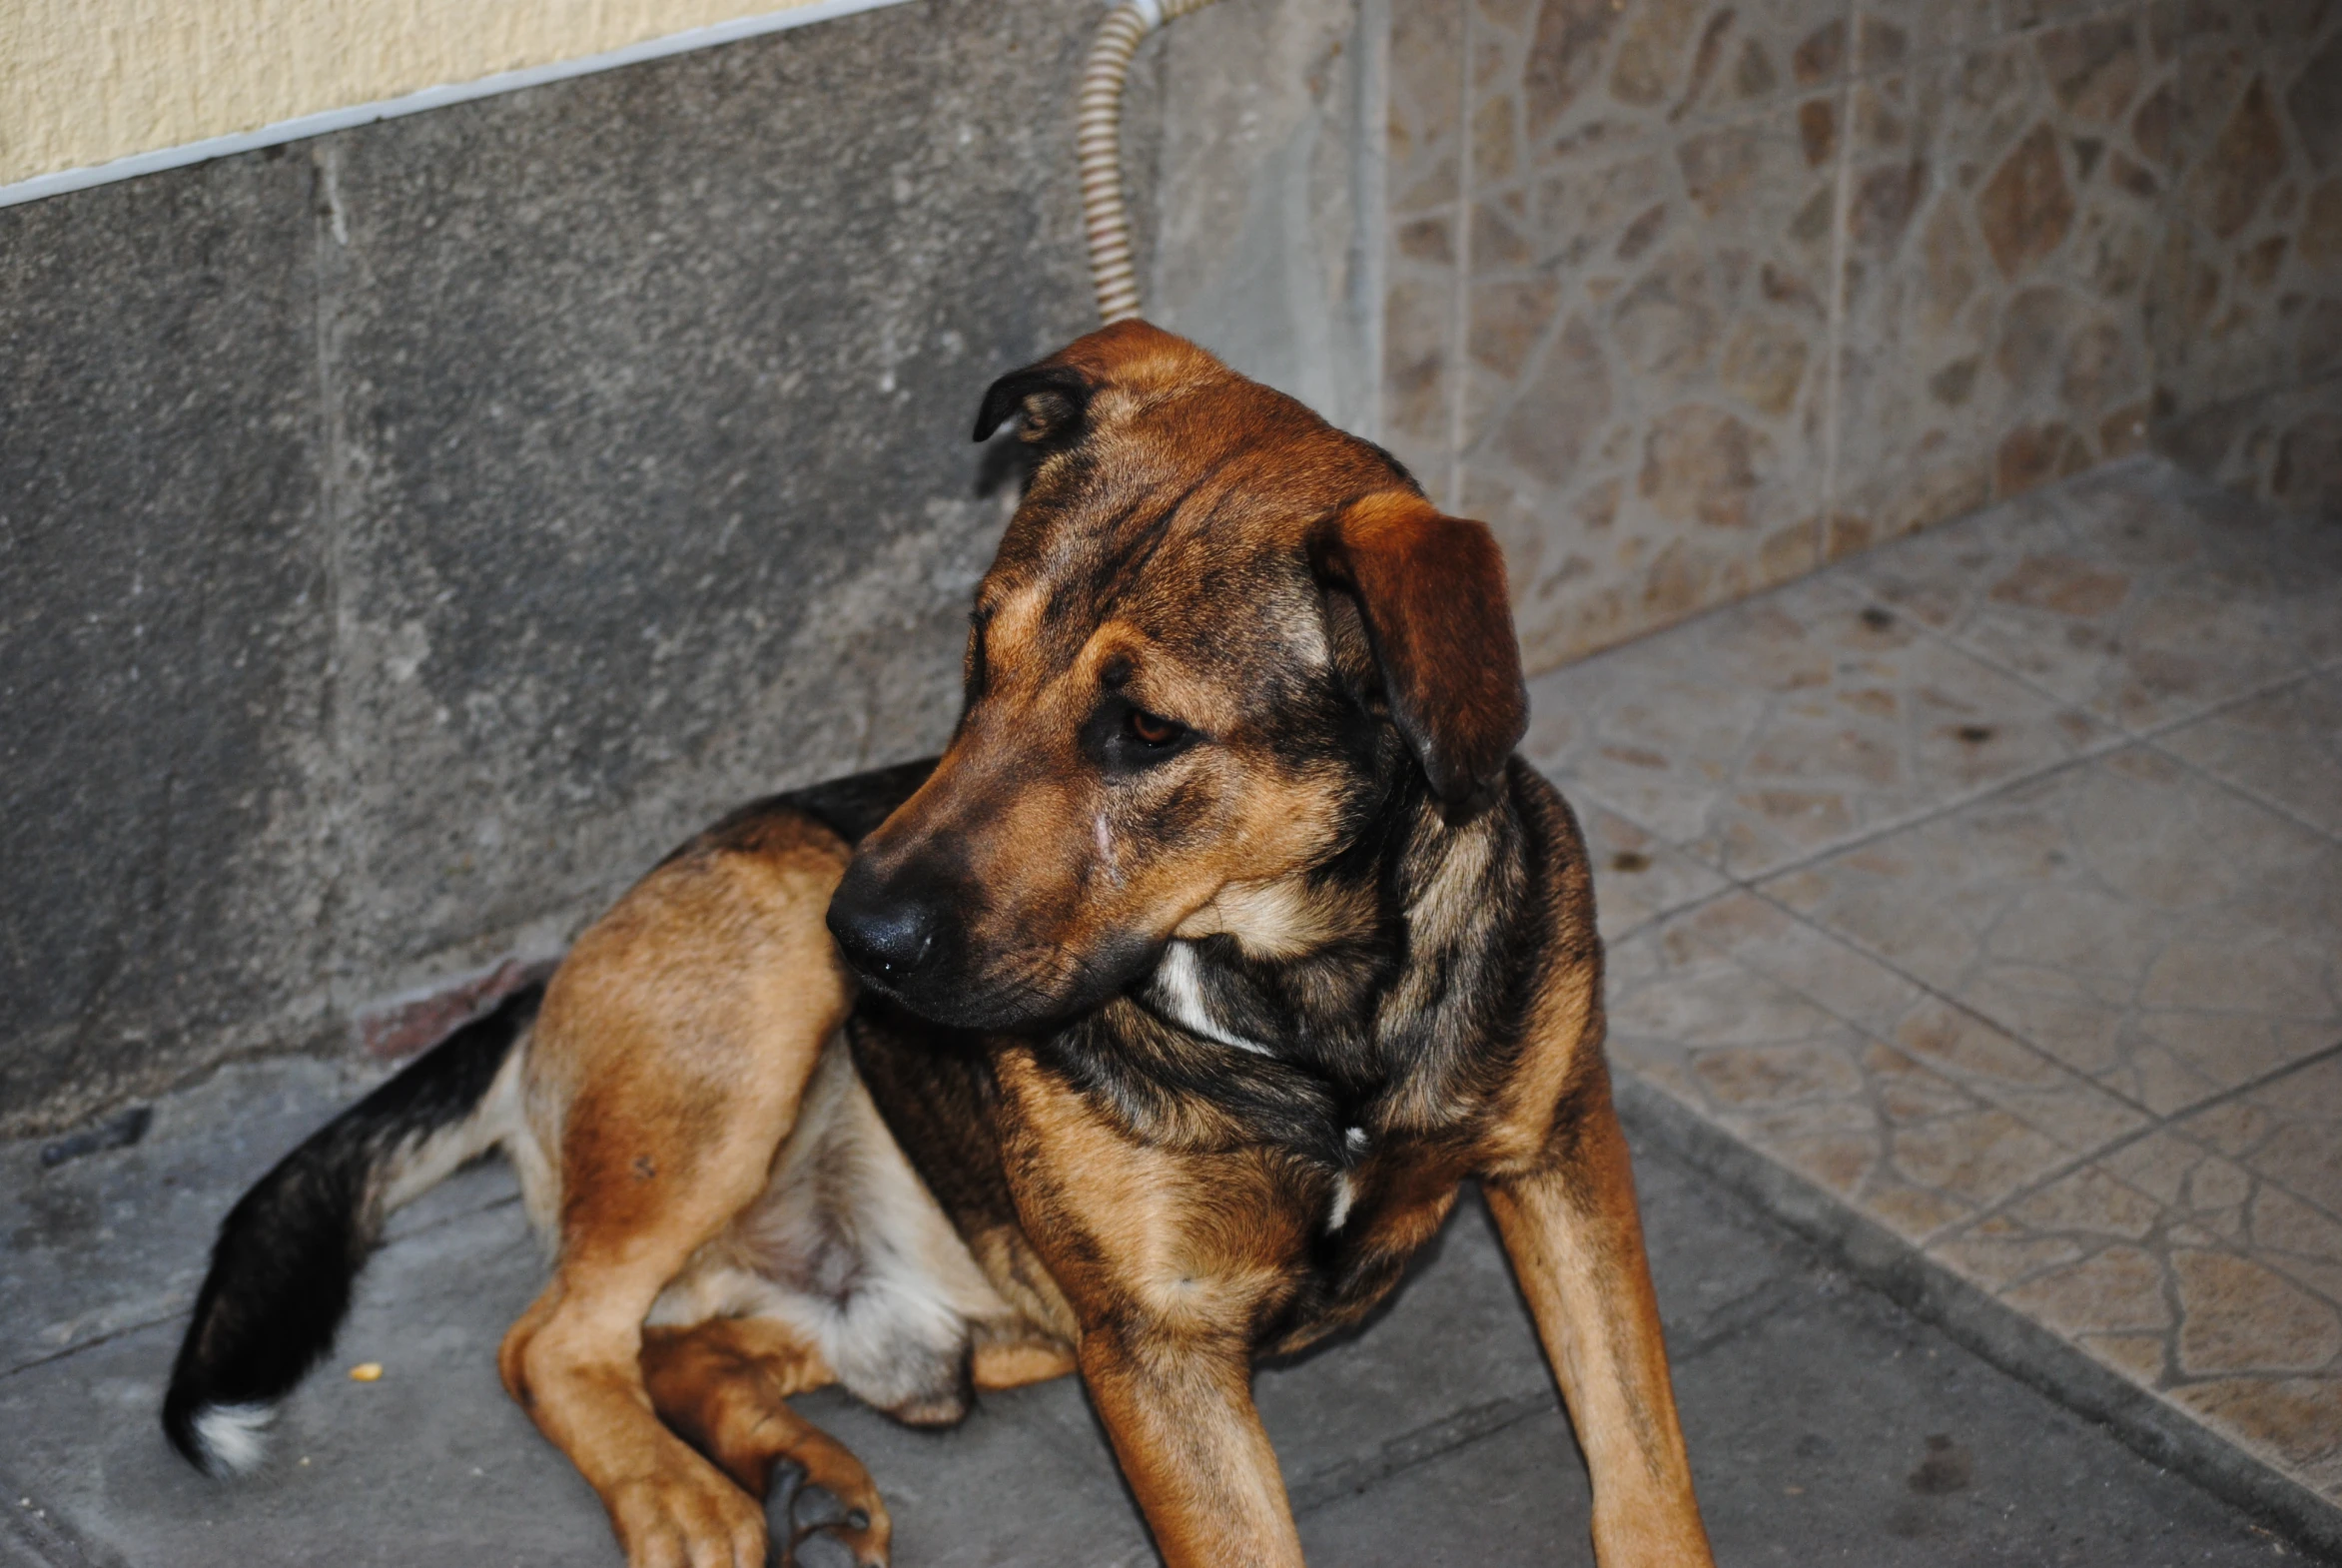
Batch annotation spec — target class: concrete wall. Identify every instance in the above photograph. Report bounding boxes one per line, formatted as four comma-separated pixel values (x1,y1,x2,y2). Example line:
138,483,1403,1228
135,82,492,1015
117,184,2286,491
1382,0,2342,675
0,0,1099,1135
0,0,1391,1137
1150,0,1388,437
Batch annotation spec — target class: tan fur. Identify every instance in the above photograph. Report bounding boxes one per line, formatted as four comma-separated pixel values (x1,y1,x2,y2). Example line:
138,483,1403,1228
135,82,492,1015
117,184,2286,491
1484,1079,1709,1568
497,823,865,1568
994,1046,1311,1568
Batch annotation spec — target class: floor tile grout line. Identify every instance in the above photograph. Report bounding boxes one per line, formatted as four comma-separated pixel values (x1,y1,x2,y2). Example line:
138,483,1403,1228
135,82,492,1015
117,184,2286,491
1828,469,2337,751
1912,1036,2342,1254
1832,564,2130,736
1572,760,2183,1153
1561,688,2327,1157
1690,650,2338,890
1542,561,2135,895
1620,1080,2342,1556
2112,670,2335,776
1596,879,1743,950
2113,661,2328,747
2136,703,2342,851
1731,800,2342,1235
1285,1390,1555,1517
1629,1056,2342,1513
1590,806,2185,1218
1726,877,2172,1150
1534,449,2323,736
1667,1268,1814,1366
1563,727,2109,906
0,1314,184,1385
1731,857,2342,1189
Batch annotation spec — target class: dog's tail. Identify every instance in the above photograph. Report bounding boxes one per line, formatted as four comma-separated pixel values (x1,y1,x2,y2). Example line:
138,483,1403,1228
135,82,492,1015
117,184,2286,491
161,982,542,1476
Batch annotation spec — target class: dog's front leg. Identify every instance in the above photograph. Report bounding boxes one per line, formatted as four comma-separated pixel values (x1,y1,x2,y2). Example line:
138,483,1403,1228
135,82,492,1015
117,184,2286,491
1484,1066,1715,1568
1080,1324,1302,1568
994,1050,1305,1568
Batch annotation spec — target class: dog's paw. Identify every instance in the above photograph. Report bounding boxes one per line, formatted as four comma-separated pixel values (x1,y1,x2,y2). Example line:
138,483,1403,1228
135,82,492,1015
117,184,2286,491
608,1462,769,1568
768,1474,889,1568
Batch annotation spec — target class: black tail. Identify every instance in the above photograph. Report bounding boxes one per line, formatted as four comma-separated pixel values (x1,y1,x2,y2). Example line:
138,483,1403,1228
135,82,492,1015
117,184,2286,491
161,982,542,1475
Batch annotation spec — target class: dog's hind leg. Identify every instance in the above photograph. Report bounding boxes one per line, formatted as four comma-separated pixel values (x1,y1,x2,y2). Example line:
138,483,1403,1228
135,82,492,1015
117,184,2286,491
641,1317,890,1568
498,813,857,1568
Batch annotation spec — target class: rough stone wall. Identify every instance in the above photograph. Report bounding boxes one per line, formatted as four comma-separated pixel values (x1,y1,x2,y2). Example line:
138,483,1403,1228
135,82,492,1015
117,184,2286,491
1384,0,2342,675
1150,0,1388,437
0,0,1135,1136
2142,3,2342,519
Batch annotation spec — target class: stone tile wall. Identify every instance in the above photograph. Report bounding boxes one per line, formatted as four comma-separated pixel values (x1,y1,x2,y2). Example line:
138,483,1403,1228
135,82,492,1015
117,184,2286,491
1385,0,2342,673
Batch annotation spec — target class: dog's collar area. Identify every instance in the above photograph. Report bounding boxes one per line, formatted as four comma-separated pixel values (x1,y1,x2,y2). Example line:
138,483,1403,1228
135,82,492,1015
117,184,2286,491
1147,939,1277,1058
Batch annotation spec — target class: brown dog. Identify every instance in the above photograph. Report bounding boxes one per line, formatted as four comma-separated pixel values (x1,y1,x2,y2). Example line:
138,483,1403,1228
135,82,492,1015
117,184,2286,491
164,322,1714,1568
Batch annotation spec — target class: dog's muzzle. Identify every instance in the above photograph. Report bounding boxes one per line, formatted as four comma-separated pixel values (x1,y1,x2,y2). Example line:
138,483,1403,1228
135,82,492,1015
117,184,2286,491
827,862,947,992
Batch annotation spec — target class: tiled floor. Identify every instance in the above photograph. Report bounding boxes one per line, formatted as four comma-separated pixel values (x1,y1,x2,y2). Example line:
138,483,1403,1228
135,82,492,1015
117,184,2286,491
1528,454,2342,1528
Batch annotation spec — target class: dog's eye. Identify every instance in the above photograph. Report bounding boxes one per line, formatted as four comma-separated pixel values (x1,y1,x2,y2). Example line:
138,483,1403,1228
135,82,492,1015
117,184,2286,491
1082,697,1193,773
1125,708,1183,747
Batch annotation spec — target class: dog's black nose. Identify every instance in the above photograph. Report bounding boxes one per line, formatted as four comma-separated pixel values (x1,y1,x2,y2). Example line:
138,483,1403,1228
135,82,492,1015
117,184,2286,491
827,871,941,984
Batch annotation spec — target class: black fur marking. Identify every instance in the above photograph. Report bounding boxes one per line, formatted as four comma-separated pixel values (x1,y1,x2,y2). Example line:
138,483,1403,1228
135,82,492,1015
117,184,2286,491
963,606,994,710
775,758,940,847
972,366,1092,444
687,758,940,865
1357,439,1423,494
161,983,541,1473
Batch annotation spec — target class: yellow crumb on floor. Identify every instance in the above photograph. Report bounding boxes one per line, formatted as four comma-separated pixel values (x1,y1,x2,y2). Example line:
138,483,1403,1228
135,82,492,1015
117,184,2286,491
348,1362,385,1382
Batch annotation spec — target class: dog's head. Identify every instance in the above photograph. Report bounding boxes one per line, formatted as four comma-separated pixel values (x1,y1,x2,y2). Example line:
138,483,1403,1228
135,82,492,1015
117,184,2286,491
827,323,1526,1031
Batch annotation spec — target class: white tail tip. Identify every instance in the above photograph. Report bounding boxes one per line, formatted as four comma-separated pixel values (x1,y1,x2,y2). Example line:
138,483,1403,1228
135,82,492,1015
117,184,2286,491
190,1402,275,1475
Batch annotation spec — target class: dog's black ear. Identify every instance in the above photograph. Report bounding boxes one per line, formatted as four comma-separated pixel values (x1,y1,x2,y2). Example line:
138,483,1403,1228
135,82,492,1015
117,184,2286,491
1311,492,1527,813
973,364,1094,444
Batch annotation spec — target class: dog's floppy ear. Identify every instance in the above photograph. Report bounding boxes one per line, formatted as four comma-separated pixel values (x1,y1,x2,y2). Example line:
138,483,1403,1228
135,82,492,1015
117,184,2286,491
1310,491,1528,812
973,363,1093,444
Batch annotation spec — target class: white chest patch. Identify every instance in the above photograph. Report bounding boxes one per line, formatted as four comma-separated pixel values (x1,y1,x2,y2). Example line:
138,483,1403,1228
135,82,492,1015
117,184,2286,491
1326,1172,1356,1232
1328,1126,1369,1232
1155,941,1273,1057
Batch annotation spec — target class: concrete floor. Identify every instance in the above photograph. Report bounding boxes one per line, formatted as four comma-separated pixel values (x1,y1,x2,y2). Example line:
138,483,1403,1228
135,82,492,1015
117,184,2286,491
0,1050,2316,1567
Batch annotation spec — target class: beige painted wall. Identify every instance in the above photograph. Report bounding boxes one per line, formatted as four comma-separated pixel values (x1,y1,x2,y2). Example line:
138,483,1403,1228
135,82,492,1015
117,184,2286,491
0,0,833,187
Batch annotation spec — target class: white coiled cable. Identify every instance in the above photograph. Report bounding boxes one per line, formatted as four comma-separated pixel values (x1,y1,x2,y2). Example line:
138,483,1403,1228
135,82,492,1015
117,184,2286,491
1077,0,1226,323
